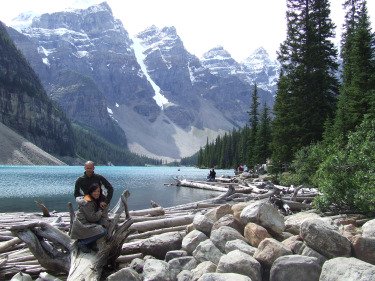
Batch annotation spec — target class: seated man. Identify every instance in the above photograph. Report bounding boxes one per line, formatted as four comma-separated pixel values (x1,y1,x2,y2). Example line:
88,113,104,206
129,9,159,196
207,168,216,181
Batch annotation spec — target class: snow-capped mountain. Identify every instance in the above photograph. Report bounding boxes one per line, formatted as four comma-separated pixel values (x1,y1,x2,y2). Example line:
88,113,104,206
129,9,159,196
242,47,280,94
5,2,279,160
201,46,243,77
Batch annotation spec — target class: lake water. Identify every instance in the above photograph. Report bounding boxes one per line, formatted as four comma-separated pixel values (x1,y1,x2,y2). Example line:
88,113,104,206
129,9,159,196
0,166,234,213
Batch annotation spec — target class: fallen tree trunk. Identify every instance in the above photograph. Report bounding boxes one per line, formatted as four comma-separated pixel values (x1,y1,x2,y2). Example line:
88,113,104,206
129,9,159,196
8,190,135,281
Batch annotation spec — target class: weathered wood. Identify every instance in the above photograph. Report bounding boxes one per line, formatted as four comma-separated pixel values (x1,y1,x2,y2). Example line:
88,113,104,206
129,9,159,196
179,179,229,191
68,202,74,236
129,206,165,217
127,225,187,241
10,224,70,274
0,237,22,253
130,215,194,233
67,190,134,281
35,201,51,217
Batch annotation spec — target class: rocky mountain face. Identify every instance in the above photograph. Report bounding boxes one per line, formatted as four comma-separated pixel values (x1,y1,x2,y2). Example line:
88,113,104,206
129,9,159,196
0,22,75,156
6,2,280,160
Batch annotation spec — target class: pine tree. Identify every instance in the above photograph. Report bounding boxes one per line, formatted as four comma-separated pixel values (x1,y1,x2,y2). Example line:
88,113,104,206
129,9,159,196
271,0,339,169
335,0,375,139
254,103,272,164
248,84,260,166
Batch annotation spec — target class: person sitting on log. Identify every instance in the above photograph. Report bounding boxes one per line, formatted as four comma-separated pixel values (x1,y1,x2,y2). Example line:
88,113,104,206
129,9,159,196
70,183,109,253
207,167,216,182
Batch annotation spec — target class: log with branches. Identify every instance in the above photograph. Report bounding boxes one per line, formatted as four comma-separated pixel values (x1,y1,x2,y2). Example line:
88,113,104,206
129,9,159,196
9,190,134,281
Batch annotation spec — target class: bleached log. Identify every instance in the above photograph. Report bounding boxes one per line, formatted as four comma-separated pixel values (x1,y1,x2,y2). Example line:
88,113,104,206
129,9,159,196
215,177,235,183
0,237,22,253
165,185,236,212
129,207,165,217
67,190,134,281
7,254,35,263
34,201,51,217
238,184,268,194
0,255,7,267
10,222,70,274
127,225,187,241
130,215,194,233
179,179,229,192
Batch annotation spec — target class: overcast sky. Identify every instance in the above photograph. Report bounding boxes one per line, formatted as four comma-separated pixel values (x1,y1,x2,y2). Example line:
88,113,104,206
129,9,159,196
0,0,374,61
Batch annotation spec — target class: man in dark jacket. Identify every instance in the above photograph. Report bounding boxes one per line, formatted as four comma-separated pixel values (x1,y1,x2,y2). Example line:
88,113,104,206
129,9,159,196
74,161,113,208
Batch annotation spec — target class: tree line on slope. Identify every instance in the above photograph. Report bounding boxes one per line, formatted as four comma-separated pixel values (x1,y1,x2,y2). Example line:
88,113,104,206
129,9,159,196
72,123,162,166
193,0,375,214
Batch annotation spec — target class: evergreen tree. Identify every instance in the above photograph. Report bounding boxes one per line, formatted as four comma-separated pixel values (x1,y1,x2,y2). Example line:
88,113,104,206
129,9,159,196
335,0,375,139
248,84,260,166
271,0,339,170
254,103,272,164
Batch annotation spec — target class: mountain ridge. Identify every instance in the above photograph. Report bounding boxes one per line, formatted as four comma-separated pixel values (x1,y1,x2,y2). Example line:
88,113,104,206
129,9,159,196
6,2,280,161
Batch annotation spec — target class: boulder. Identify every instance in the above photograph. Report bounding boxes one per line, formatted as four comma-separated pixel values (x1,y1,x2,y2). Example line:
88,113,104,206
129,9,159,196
300,219,351,259
165,250,188,262
240,200,285,234
351,235,375,265
210,226,246,252
281,235,304,254
232,202,251,221
298,243,327,266
191,261,217,281
205,204,233,221
211,214,244,234
198,272,252,281
253,238,293,267
284,212,321,235
225,239,257,256
270,255,321,281
177,270,193,281
362,219,375,238
216,250,262,281
143,259,174,281
129,258,145,273
193,239,224,264
244,222,272,247
319,257,375,281
107,268,142,281
193,213,214,236
140,231,184,259
182,230,208,255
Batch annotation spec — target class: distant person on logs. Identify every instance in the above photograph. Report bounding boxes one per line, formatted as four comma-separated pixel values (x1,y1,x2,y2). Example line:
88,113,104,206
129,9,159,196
70,183,109,253
74,160,113,209
207,167,216,182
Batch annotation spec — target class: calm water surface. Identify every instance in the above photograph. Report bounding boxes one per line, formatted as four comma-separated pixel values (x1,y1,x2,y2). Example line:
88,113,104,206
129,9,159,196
0,166,234,213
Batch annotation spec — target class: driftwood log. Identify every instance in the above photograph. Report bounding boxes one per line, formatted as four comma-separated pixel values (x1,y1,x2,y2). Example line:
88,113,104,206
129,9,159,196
9,190,134,281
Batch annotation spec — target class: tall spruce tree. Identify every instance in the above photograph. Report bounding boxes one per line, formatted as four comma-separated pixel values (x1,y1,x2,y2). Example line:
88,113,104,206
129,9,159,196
254,103,272,164
271,0,339,170
248,84,260,166
334,0,374,139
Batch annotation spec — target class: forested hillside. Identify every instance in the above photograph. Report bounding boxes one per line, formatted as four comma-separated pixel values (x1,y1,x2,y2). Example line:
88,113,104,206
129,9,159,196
197,0,375,214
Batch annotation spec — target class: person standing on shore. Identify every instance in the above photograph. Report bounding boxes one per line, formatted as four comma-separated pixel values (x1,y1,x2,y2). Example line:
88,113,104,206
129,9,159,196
74,161,113,209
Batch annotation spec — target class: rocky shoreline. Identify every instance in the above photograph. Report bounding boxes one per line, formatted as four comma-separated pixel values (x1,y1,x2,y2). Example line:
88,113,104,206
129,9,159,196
1,175,374,281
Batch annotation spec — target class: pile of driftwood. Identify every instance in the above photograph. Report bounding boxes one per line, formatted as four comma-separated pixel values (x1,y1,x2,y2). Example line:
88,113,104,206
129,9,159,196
0,174,320,280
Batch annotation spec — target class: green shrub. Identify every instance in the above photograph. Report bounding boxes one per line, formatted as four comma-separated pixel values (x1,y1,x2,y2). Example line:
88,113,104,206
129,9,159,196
314,116,375,214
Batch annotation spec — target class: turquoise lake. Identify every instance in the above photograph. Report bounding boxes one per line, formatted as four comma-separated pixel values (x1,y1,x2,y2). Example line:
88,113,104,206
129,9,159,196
0,166,234,213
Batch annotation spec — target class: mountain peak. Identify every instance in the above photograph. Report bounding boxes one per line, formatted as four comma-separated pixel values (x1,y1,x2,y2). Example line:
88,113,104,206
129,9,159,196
203,46,232,60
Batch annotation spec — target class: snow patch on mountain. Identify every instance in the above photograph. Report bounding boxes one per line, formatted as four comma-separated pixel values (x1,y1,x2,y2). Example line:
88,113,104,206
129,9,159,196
132,36,170,109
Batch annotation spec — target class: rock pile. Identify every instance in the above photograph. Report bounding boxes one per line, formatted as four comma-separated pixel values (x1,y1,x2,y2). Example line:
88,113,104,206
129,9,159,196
105,199,375,281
